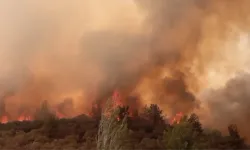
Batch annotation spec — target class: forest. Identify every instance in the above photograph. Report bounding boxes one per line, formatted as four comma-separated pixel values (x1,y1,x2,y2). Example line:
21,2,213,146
0,98,247,150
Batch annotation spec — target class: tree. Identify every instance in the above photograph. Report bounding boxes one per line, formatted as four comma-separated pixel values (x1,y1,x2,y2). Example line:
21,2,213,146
141,104,164,126
91,102,102,120
34,100,56,121
228,124,240,139
117,106,129,121
163,116,193,149
188,113,203,134
163,114,207,149
97,98,131,150
226,124,246,149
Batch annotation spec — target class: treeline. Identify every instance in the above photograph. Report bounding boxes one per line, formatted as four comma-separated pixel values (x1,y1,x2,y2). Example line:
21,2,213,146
0,99,247,150
97,99,247,150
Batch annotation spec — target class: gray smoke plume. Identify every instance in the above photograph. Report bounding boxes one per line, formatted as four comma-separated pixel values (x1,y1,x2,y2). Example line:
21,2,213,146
200,73,250,141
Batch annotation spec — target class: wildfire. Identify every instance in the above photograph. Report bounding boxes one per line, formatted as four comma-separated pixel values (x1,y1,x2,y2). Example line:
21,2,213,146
170,112,183,125
0,107,68,124
18,115,32,121
100,90,124,121
0,89,184,125
112,90,124,122
0,115,8,124
112,90,123,107
55,110,65,119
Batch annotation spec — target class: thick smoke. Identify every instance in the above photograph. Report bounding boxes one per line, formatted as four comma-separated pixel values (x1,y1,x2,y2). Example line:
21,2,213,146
1,0,250,140
199,73,250,141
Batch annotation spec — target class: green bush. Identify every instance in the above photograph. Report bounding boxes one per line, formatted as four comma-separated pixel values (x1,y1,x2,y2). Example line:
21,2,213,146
163,116,194,149
163,114,247,149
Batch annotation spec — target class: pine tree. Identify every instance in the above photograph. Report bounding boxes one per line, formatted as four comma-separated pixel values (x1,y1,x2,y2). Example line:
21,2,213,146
142,104,164,126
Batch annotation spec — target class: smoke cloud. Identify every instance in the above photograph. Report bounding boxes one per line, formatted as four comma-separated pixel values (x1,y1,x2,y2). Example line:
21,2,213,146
199,73,250,141
1,0,250,140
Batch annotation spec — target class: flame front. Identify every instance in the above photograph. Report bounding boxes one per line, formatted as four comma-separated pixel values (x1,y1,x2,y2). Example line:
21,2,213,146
0,116,8,124
18,115,32,122
55,110,65,119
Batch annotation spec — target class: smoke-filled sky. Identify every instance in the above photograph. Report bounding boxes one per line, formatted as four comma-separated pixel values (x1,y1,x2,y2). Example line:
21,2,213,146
1,0,250,140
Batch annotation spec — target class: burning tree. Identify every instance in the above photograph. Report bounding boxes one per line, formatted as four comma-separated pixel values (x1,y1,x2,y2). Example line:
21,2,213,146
97,96,131,150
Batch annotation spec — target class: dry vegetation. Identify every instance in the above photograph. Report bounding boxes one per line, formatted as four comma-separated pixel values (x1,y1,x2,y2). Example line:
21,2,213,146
0,100,248,150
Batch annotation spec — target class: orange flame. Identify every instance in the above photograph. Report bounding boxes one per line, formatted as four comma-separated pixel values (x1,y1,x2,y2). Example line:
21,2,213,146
55,110,65,119
0,115,8,124
18,115,32,121
0,109,67,123
112,90,123,107
112,90,123,121
100,90,124,121
170,112,183,125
